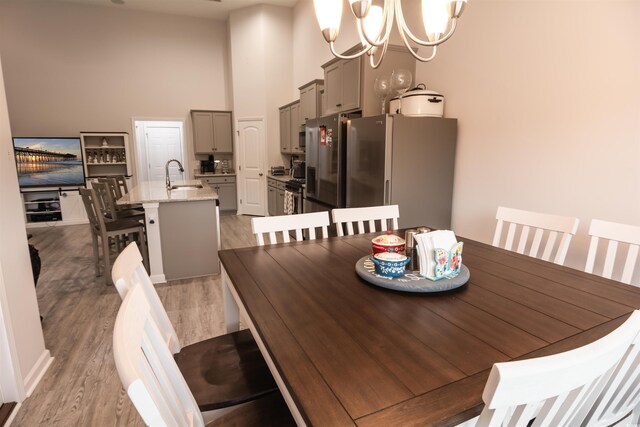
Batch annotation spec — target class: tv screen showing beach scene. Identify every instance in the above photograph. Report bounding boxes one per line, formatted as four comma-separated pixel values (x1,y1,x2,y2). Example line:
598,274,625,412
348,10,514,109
13,137,85,188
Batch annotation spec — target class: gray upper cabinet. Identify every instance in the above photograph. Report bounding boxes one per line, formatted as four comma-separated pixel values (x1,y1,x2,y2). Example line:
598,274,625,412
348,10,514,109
322,45,416,116
213,112,233,153
323,57,361,115
279,106,291,153
324,61,344,115
289,101,303,154
299,80,324,124
279,100,304,155
191,110,233,154
341,58,361,112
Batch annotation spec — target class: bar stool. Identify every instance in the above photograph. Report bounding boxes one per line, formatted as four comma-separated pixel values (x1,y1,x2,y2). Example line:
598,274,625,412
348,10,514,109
80,187,148,284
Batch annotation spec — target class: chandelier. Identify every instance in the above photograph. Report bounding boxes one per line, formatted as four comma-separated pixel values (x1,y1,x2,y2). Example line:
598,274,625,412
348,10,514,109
313,0,467,69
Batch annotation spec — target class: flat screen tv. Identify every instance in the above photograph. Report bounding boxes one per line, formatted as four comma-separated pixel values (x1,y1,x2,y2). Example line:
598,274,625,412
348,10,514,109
13,137,86,188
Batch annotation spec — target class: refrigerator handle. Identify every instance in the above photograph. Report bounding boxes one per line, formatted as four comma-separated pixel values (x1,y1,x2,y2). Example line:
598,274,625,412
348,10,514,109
384,179,390,205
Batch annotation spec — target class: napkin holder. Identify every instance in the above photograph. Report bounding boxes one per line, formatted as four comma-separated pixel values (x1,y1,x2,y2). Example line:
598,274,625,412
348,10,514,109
414,230,464,281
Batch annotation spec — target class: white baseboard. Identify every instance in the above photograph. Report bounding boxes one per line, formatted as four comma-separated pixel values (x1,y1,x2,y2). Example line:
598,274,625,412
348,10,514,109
23,350,53,397
25,219,88,229
4,401,21,427
150,274,166,284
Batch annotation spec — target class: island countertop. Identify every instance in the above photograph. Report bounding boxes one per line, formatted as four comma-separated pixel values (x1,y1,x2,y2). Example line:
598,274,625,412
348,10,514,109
117,180,218,205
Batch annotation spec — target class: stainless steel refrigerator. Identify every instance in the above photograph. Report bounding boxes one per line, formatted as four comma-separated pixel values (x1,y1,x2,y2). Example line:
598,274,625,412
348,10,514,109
305,113,360,212
346,115,457,229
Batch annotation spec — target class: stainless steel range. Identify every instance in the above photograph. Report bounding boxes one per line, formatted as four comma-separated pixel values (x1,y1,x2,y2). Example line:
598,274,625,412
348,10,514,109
285,178,305,215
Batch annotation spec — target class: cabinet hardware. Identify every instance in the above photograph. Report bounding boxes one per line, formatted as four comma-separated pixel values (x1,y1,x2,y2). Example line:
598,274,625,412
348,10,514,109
259,173,263,176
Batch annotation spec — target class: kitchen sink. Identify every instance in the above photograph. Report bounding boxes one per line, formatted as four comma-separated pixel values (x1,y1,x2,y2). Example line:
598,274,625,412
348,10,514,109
170,184,203,190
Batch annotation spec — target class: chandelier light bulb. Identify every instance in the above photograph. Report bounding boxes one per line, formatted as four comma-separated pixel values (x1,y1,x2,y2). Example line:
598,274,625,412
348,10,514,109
315,0,468,68
314,0,343,42
362,5,384,45
422,0,449,42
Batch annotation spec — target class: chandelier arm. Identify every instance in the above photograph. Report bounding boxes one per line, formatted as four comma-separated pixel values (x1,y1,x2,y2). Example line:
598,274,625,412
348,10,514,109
398,24,439,63
357,18,386,48
368,38,389,69
395,0,458,47
329,42,372,60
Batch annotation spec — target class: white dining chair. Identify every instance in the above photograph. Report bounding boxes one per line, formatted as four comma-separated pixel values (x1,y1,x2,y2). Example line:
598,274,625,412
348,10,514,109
581,315,640,426
492,206,579,265
113,284,295,426
111,243,281,413
457,310,640,427
584,219,640,286
251,211,329,246
332,205,400,237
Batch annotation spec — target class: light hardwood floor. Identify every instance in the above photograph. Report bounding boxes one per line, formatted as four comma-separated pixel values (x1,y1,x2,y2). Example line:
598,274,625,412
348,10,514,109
12,213,256,426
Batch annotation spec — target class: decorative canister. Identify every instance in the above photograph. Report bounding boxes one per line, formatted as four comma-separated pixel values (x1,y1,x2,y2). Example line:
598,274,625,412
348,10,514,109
371,232,406,255
371,252,411,277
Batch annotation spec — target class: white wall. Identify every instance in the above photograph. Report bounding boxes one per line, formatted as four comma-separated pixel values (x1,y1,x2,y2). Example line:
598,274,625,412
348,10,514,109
0,54,49,402
417,0,640,276
292,0,360,90
0,1,231,178
229,5,293,168
292,0,640,278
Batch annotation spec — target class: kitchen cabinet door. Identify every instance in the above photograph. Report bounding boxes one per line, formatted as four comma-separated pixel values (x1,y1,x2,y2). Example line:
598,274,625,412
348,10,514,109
324,61,342,115
341,57,361,112
217,183,237,211
300,85,316,124
276,188,285,216
192,111,215,154
213,112,233,153
279,107,291,154
290,102,303,154
268,185,276,216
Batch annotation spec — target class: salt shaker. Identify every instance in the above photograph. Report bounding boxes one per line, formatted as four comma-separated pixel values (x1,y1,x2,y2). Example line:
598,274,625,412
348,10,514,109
404,229,419,272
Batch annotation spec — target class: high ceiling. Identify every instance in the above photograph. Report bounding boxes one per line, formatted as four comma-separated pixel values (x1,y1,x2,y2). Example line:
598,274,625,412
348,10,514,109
0,0,299,20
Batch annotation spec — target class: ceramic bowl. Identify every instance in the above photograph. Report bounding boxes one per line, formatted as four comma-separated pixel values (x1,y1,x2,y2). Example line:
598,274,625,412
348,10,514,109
371,233,406,255
371,252,410,277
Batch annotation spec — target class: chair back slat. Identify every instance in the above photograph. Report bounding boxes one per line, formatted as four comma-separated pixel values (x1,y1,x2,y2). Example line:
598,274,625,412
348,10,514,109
114,285,204,427
332,205,400,237
80,188,107,232
251,212,330,246
540,231,558,262
504,223,517,251
115,175,129,196
92,181,119,221
112,243,181,354
582,326,640,426
516,226,530,254
622,245,640,284
477,310,640,427
585,219,640,286
493,206,579,266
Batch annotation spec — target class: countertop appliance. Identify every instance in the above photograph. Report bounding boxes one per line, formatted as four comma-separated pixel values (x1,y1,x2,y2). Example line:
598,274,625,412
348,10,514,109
270,166,286,176
346,115,457,229
201,155,215,174
291,160,305,179
400,89,445,117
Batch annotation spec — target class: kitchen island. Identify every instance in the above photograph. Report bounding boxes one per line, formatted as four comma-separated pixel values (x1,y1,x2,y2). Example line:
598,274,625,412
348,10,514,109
118,180,219,284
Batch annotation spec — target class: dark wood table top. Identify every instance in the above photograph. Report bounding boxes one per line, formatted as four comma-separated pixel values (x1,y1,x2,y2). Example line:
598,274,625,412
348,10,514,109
219,231,640,426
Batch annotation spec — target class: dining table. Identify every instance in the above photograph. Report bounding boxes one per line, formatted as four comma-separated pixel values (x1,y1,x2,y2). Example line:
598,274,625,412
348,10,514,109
218,230,640,426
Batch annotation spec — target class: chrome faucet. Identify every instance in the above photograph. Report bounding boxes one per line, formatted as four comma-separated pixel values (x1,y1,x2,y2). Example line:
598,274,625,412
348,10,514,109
165,159,185,189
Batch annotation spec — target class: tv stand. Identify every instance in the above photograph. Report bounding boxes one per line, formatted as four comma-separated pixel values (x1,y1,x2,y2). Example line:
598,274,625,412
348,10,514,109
21,187,88,228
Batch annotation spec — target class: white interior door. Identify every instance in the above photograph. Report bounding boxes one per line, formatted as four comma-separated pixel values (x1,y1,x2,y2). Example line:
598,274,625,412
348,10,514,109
134,120,185,183
237,119,266,216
